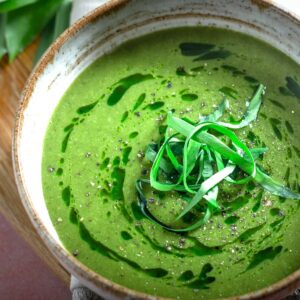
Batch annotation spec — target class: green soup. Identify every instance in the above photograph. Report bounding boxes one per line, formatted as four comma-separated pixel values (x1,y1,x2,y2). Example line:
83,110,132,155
42,27,300,299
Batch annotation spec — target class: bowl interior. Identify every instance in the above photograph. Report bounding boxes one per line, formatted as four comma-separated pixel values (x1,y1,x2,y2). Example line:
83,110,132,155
14,0,300,298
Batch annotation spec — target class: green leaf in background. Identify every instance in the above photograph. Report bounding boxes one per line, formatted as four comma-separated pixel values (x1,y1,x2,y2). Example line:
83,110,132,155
0,14,6,59
5,0,64,61
53,0,72,40
34,17,56,64
0,0,42,13
34,0,72,63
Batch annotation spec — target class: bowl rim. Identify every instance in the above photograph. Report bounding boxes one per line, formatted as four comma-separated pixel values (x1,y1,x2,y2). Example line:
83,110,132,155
12,0,300,299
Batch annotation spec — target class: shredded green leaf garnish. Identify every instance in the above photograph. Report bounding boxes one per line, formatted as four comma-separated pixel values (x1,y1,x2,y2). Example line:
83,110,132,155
136,84,300,232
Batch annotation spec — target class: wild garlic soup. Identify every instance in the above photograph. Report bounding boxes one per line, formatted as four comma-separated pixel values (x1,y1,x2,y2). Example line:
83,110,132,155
42,27,300,299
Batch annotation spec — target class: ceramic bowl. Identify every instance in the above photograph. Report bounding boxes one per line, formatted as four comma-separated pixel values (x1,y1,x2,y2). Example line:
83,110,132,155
13,0,300,299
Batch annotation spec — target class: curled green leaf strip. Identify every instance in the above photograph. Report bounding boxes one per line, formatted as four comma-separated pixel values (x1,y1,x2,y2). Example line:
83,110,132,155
136,84,300,232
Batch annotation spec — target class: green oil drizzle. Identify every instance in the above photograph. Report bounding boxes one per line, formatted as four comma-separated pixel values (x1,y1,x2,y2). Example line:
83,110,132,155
285,76,300,100
270,118,282,140
219,86,237,99
270,118,281,125
224,195,250,212
111,167,125,201
132,93,146,111
56,168,63,176
246,246,283,270
179,43,214,56
62,186,71,206
252,191,263,212
184,237,222,257
284,167,290,182
79,221,117,260
221,65,245,76
121,231,133,240
268,99,285,110
244,76,259,84
191,66,204,72
113,156,120,167
69,207,79,224
70,206,169,278
143,101,164,110
64,123,74,132
178,270,195,281
121,111,129,123
285,121,294,134
100,157,110,170
129,131,139,139
270,218,285,230
176,67,193,77
122,147,132,165
225,216,240,225
270,208,282,217
145,268,168,278
194,50,231,61
287,147,292,159
293,146,300,158
61,130,72,153
279,86,294,96
184,263,215,289
181,93,198,102
77,100,99,114
271,125,282,140
260,113,267,119
236,223,265,243
107,74,154,106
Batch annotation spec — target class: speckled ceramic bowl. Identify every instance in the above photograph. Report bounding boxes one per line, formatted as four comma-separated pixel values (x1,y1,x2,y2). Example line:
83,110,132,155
13,0,300,299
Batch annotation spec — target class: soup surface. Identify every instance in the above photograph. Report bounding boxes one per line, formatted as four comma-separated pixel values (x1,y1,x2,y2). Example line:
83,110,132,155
42,27,300,299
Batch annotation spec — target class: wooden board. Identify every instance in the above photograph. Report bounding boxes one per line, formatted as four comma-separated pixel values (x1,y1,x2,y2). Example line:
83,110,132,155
0,41,70,285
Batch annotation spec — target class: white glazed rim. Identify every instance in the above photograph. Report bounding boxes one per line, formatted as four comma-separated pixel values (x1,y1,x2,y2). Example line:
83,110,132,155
12,0,300,299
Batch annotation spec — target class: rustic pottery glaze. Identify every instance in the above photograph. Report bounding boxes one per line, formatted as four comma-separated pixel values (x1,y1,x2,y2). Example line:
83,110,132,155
13,0,300,299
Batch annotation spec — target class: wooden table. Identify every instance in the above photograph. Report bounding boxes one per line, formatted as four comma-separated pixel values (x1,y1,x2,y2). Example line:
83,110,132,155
0,41,70,285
